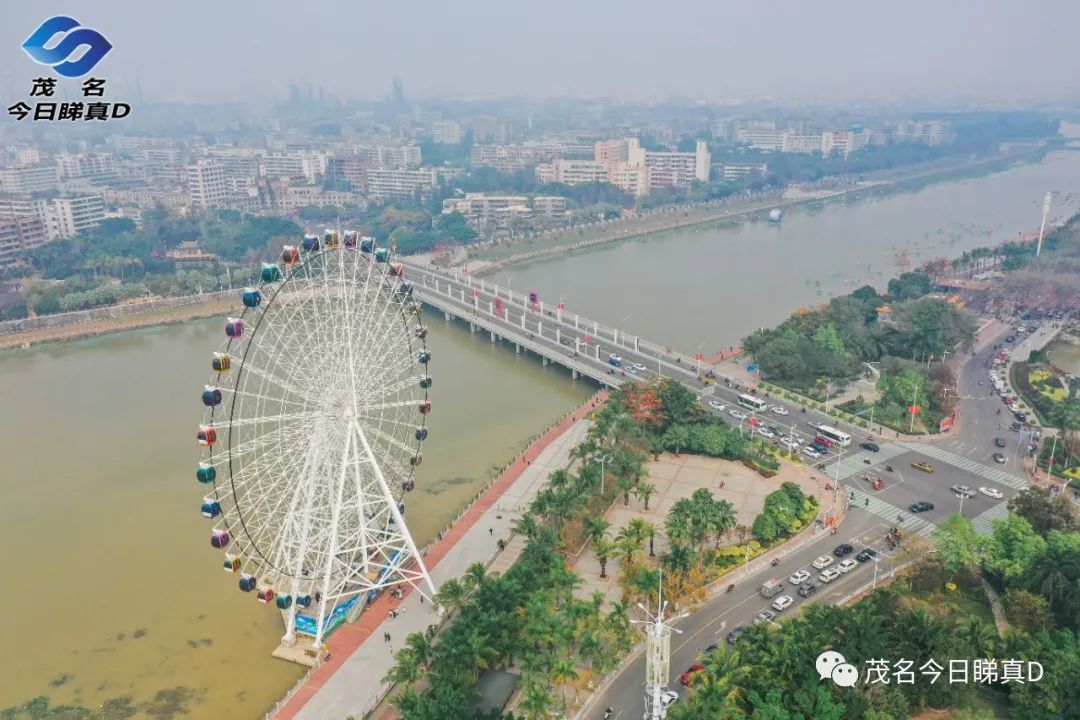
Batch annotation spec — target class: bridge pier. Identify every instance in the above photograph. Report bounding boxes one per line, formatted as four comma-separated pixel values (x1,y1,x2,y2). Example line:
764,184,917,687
542,357,549,366
515,343,521,354
490,330,496,343
520,314,526,330
444,311,451,322
572,369,579,380
469,322,476,333
538,321,543,337
614,328,618,344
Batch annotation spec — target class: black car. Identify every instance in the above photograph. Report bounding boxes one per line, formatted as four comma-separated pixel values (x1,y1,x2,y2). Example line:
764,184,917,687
1005,335,1016,343
1013,411,1027,423
704,643,719,655
909,501,935,513
833,543,854,557
798,582,817,598
726,626,748,645
1010,421,1023,432
994,437,1007,448
860,441,880,452
856,548,878,562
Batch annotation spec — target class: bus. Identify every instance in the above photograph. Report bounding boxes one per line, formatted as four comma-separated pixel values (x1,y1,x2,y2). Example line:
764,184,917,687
737,394,768,413
815,425,852,448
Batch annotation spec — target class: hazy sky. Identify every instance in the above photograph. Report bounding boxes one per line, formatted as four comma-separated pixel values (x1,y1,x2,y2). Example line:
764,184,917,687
4,1,1079,105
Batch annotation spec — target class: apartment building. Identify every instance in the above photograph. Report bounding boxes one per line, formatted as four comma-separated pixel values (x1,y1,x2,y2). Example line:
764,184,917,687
432,120,462,144
0,216,48,266
628,139,710,190
55,153,117,180
50,194,105,238
0,163,60,194
187,159,229,210
553,159,610,185
378,145,422,169
366,169,437,200
715,163,768,182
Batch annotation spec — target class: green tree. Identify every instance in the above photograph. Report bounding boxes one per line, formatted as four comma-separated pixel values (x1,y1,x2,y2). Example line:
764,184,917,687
1007,487,1079,537
812,322,846,355
631,481,657,510
931,514,982,574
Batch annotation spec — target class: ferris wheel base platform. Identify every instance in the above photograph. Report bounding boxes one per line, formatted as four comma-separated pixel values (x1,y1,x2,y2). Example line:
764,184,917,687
272,641,321,667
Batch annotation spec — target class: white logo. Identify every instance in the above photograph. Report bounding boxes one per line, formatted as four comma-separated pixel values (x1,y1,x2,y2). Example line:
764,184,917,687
816,650,858,687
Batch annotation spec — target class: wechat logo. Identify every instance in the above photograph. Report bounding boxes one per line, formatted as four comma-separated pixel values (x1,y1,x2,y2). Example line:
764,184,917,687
817,650,858,687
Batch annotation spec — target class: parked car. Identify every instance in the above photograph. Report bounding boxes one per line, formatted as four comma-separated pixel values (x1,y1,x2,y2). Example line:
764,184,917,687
993,452,1007,464
680,663,705,686
911,461,935,473
909,501,935,513
860,441,880,452
808,421,823,430
833,543,854,558
789,569,811,585
771,405,789,416
994,437,1007,448
708,400,725,410
771,595,794,612
803,446,823,459
818,568,841,583
837,559,858,574
856,548,878,562
631,362,647,372
754,610,776,625
608,354,622,367
661,690,680,708
812,555,834,569
757,427,776,439
781,437,801,450
979,486,1004,499
1014,411,1027,423
725,626,748,644
730,409,747,421
797,582,818,598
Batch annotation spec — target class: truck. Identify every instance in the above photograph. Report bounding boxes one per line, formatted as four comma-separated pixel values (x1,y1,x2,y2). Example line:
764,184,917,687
760,578,784,599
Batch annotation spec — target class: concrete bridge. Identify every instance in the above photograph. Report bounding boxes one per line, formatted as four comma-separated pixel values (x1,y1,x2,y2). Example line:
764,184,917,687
403,260,715,390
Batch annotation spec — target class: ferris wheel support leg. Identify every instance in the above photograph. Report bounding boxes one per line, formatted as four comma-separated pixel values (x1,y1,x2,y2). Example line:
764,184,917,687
310,424,357,651
353,418,438,603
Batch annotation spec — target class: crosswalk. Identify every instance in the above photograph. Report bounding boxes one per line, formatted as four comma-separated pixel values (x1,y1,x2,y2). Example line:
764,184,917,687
902,442,1029,491
971,502,1010,537
846,487,936,536
820,443,908,480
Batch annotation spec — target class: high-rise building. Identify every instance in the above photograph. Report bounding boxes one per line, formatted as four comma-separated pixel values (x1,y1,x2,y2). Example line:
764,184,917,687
377,145,422,169
187,160,229,210
55,153,117,180
49,194,105,238
432,120,462,145
627,139,710,190
366,169,437,200
554,159,610,185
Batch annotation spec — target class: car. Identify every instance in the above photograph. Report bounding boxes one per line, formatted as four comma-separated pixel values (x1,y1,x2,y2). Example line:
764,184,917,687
819,568,841,583
789,569,811,585
725,626,748,644
704,643,719,655
660,689,680,708
808,421,823,430
757,427,776,439
771,595,794,612
809,443,829,454
951,484,976,498
797,582,818,598
993,452,1007,464
833,543,854,557
559,337,570,346
754,609,777,625
1014,411,1027,422
680,663,705,686
729,409,747,421
856,548,878,563
909,501,935,513
1011,421,1023,432
708,400,725,410
911,461,935,473
631,362,647,372
781,437,801,450
837,559,858,573
980,486,1004,499
1005,335,1016,343
803,446,823,459
1003,397,1014,406
994,437,1007,448
813,436,834,449
771,405,789,416
860,441,881,452
812,555,834,569
608,353,622,365
698,374,717,385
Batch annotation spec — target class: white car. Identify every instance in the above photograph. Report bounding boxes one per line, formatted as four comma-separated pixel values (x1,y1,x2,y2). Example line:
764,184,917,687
771,405,790,416
802,446,823,459
661,690,679,708
631,362,647,372
771,595,794,612
757,427,776,439
812,555,834,570
819,568,841,583
708,400,726,411
729,409,747,421
979,486,1004,499
781,437,801,450
789,569,811,585
808,421,823,430
837,559,858,574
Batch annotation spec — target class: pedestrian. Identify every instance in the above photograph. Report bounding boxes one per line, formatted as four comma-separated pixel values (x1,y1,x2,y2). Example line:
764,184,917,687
489,527,494,536
384,632,390,643
419,594,424,604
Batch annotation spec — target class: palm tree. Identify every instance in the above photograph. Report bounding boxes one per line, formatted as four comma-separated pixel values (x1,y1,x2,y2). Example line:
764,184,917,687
956,617,998,659
640,520,658,557
614,533,642,571
548,468,572,490
512,512,541,540
549,656,580,711
617,472,635,506
708,499,738,547
666,504,692,547
463,562,487,594
383,647,421,685
435,578,468,615
625,517,651,549
583,516,611,545
632,481,658,510
662,544,695,577
593,536,616,579
403,631,433,673
631,566,662,601
519,682,556,720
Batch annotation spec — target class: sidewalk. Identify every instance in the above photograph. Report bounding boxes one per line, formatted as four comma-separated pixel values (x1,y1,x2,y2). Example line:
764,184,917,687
274,395,603,720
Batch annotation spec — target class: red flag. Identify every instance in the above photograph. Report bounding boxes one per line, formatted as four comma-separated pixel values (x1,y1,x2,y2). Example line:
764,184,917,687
908,405,922,415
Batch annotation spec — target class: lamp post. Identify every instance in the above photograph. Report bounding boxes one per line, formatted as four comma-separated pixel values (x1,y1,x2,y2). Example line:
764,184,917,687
632,570,687,720
599,453,612,495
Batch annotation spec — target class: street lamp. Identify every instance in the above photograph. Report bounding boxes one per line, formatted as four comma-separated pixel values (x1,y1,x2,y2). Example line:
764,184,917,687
599,453,612,495
872,557,879,589
632,570,688,720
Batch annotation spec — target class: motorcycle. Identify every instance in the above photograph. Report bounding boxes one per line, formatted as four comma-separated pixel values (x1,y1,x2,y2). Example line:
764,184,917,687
726,584,735,593
885,465,894,472
771,558,780,567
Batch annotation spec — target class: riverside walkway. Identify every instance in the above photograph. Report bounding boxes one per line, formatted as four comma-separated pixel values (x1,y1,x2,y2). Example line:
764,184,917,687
272,395,603,720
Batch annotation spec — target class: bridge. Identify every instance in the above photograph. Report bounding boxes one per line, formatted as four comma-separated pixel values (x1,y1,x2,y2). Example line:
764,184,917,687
403,259,714,390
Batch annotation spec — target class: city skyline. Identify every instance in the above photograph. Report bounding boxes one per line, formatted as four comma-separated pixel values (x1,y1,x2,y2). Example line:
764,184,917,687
3,0,1080,106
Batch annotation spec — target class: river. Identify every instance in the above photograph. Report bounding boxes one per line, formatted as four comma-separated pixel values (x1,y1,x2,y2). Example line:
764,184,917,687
0,317,590,718
489,147,1080,352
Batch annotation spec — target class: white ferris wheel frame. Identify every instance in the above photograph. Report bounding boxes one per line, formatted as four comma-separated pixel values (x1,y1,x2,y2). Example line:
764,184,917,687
198,237,436,650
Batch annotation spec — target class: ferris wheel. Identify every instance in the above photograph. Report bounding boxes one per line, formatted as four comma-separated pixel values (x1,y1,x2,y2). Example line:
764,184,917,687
195,229,436,652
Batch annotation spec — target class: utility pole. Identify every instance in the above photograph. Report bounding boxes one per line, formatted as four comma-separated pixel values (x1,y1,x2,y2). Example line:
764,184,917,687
633,571,687,720
1036,191,1052,257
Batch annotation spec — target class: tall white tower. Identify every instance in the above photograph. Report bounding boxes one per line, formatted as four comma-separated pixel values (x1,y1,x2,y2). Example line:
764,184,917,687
1036,191,1052,257
633,572,688,720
